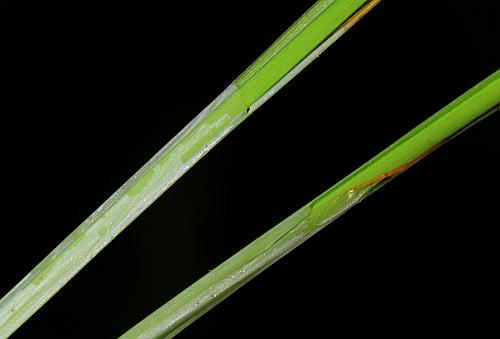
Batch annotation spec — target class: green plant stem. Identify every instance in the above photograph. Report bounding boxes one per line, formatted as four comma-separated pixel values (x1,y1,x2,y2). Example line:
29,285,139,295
0,0,378,336
121,70,500,338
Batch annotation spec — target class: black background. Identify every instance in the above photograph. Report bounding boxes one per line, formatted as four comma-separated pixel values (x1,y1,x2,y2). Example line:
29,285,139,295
1,0,499,337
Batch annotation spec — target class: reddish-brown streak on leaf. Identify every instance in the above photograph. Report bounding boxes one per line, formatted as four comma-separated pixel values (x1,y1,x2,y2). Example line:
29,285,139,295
347,104,499,193
350,142,444,192
316,0,382,59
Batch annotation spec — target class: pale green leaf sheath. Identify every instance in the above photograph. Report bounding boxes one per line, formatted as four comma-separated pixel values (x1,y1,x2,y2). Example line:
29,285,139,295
122,71,499,338
0,0,377,336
